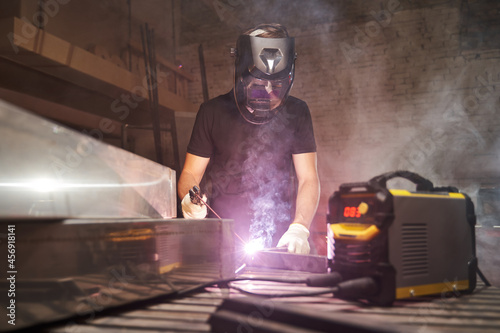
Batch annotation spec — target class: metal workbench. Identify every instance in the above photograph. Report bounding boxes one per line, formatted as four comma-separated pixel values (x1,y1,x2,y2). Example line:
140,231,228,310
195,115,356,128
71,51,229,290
41,268,499,333
2,100,499,332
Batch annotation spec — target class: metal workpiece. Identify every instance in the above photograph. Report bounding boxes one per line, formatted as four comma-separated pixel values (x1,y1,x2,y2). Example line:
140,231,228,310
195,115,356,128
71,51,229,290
0,218,235,331
0,100,235,330
246,249,328,273
0,99,176,219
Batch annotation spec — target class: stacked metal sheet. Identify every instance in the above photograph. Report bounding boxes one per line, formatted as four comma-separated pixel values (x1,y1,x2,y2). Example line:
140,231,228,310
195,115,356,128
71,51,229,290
0,99,176,219
0,100,235,331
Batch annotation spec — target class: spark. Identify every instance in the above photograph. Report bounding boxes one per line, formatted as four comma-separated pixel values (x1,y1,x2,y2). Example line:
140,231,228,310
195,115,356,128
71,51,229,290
235,263,246,274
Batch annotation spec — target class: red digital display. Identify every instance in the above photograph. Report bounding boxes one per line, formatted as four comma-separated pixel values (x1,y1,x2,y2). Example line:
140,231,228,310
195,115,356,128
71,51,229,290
344,206,361,218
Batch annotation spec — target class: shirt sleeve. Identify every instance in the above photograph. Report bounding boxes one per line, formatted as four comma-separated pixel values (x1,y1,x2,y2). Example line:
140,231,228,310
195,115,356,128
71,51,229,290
292,100,317,154
186,104,214,158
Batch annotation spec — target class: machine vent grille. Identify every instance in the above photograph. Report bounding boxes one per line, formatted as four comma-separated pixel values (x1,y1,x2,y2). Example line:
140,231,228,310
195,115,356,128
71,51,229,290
401,223,429,277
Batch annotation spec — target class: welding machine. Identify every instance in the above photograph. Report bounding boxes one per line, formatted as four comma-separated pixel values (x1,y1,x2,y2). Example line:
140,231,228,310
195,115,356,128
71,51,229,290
327,171,477,305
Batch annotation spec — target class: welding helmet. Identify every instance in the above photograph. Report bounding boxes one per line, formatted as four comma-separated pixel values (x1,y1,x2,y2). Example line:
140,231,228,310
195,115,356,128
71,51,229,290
233,34,296,124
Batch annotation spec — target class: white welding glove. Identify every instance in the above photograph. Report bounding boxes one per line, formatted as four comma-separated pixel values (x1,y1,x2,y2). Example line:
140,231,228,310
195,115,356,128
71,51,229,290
181,192,207,219
277,223,310,254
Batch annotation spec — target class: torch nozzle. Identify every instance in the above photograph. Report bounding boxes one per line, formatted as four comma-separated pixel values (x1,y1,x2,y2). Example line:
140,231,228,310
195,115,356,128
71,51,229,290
188,186,202,205
189,185,222,219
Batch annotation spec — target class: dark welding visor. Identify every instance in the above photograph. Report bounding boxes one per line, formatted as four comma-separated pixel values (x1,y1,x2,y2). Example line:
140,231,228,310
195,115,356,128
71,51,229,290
235,35,296,80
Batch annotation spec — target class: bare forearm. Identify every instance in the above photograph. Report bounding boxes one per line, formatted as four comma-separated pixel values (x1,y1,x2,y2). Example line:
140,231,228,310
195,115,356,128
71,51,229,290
177,171,199,199
292,177,320,230
177,153,210,199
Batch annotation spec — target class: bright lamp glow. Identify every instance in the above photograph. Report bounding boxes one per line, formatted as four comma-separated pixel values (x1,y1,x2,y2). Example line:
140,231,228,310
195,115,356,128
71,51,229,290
30,178,60,192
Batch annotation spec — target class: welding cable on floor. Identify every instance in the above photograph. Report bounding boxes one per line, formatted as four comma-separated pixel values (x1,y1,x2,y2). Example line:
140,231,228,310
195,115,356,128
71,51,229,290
176,272,347,297
176,276,306,296
477,267,492,287
228,277,379,299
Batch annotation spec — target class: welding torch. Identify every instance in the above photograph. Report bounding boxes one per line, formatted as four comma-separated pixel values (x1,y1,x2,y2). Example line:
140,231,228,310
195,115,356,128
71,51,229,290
189,185,221,219
188,186,250,247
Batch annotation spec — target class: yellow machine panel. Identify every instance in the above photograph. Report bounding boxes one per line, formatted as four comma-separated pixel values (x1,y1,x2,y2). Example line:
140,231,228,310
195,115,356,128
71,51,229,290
327,171,477,305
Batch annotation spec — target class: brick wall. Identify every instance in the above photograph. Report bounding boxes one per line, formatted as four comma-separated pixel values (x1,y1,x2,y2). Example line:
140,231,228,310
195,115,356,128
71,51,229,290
177,1,500,254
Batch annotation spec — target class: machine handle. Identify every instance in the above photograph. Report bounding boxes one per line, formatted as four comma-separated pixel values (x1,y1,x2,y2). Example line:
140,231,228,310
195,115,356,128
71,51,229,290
339,182,374,193
368,170,434,191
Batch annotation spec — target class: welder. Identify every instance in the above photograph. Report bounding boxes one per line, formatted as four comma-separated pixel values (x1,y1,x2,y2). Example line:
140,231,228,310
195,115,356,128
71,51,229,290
177,23,319,254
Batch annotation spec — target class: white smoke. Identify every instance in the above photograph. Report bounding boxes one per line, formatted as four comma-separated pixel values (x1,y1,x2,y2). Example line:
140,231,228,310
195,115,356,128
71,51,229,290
242,114,295,248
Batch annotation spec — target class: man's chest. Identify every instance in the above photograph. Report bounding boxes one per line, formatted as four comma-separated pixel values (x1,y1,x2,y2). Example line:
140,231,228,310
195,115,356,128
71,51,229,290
211,113,294,160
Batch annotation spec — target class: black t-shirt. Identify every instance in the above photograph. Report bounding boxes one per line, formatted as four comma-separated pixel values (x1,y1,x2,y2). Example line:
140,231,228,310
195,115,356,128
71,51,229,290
187,90,316,247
